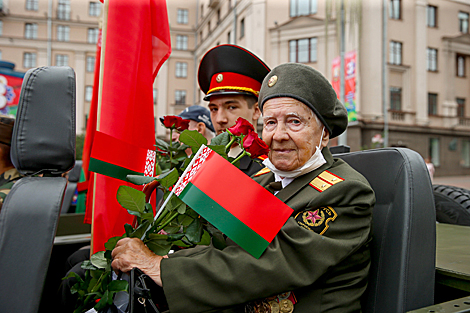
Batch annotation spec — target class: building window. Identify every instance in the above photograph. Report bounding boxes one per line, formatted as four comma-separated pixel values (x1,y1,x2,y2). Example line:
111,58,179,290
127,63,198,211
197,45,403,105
89,2,101,17
175,90,186,105
457,55,466,77
389,41,402,65
175,62,188,78
201,4,204,18
86,56,95,72
390,87,402,111
153,89,158,105
55,54,69,67
429,138,440,167
88,28,99,44
208,21,211,33
240,18,245,39
227,31,231,43
457,98,465,117
57,25,70,42
428,93,438,115
0,51,2,60
25,23,38,39
462,139,470,167
23,52,37,68
26,0,38,11
289,38,317,63
217,9,221,24
459,11,469,33
177,9,188,24
389,0,401,19
176,35,188,50
199,31,203,42
0,21,3,36
427,48,437,72
290,0,317,17
427,5,437,27
85,86,93,102
57,0,71,21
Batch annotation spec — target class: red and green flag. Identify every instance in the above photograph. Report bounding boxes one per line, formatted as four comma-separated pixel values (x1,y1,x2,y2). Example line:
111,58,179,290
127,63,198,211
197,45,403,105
174,146,294,258
89,131,155,182
85,0,171,253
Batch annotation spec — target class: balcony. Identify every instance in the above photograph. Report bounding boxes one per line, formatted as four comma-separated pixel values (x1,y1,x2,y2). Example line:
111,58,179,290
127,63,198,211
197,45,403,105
388,110,416,124
391,110,405,121
459,117,470,127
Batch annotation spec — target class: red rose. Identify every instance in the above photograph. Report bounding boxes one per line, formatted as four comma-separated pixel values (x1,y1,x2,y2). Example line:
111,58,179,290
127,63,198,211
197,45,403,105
243,130,270,158
161,115,180,129
228,117,254,136
176,118,190,131
161,115,190,131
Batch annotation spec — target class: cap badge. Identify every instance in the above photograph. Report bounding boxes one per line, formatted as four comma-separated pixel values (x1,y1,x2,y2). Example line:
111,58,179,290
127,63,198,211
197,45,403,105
216,74,224,83
268,75,278,87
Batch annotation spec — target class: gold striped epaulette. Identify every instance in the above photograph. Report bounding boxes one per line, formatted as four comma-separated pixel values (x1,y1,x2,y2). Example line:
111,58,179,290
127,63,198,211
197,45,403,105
254,167,271,177
309,170,344,192
257,155,268,161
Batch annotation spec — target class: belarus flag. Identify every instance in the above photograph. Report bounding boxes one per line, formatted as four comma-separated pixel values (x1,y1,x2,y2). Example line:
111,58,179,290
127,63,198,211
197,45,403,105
89,131,156,182
174,146,293,259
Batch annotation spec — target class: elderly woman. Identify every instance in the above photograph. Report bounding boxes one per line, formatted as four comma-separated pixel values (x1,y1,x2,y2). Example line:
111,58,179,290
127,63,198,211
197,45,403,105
112,63,375,313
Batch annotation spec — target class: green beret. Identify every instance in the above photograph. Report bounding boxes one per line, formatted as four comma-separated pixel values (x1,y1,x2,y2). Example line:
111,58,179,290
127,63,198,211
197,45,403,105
258,63,348,138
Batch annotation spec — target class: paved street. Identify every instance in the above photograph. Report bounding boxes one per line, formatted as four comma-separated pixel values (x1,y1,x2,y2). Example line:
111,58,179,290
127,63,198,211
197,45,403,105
433,176,470,190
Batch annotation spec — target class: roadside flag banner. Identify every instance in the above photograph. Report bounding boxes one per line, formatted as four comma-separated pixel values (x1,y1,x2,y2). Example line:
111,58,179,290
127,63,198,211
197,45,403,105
174,146,294,258
88,0,171,253
89,131,156,182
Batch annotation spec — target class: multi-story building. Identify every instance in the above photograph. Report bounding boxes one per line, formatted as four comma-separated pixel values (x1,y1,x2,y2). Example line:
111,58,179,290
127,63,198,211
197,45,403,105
0,0,100,134
1,0,469,176
160,0,470,176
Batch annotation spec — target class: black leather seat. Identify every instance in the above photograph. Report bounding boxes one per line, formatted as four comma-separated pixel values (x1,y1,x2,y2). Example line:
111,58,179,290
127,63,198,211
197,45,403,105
0,66,76,313
335,148,436,313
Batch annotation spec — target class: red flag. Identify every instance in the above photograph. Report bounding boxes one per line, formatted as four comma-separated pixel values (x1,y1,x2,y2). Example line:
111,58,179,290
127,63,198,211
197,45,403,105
174,146,294,258
87,0,171,253
89,131,156,181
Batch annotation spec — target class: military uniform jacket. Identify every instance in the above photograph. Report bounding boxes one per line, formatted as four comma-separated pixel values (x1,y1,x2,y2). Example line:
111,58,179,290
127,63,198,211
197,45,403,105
161,148,375,313
238,154,264,177
0,168,22,211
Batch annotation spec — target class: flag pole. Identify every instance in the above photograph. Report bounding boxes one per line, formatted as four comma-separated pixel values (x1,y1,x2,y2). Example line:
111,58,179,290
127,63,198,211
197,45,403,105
91,0,109,253
140,145,208,240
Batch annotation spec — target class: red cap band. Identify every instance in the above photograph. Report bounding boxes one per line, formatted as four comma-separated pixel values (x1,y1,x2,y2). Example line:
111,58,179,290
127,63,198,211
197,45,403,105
208,72,262,97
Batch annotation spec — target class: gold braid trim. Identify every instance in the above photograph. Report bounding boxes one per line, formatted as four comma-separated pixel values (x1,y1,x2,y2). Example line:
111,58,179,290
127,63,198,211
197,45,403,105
208,86,259,96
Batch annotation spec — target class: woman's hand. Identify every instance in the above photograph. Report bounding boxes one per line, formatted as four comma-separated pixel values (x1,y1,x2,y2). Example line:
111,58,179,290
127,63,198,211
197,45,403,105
111,237,166,286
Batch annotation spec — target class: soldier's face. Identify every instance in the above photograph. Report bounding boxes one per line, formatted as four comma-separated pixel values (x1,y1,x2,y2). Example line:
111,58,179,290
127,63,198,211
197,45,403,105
262,97,329,172
208,95,261,135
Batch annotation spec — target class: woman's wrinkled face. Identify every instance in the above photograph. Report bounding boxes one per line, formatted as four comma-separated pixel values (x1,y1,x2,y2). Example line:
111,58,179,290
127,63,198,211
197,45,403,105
262,97,328,172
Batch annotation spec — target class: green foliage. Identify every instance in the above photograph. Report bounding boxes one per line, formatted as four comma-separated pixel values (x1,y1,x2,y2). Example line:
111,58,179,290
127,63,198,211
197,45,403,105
70,126,247,312
76,134,85,160
179,130,207,154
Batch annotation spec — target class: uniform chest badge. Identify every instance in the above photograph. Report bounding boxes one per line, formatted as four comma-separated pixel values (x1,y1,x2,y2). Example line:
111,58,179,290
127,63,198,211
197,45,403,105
295,206,337,235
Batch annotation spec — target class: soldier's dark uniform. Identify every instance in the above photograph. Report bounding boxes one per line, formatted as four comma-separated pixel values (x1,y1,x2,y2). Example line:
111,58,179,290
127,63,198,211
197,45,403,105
159,64,375,313
198,44,270,177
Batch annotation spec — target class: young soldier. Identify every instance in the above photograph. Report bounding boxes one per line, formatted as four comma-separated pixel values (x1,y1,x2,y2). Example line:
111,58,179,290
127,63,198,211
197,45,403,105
198,44,270,176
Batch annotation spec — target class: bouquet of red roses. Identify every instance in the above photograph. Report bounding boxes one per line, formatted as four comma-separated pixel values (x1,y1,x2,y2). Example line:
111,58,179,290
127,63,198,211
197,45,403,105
67,116,269,313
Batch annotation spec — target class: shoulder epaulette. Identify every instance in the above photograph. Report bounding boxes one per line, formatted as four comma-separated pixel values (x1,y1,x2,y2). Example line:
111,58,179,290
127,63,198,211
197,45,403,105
256,155,268,161
254,167,271,177
309,170,344,192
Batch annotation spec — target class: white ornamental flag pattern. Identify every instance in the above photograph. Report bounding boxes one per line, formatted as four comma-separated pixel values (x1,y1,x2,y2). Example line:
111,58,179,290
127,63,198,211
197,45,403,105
144,150,156,177
174,146,212,196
